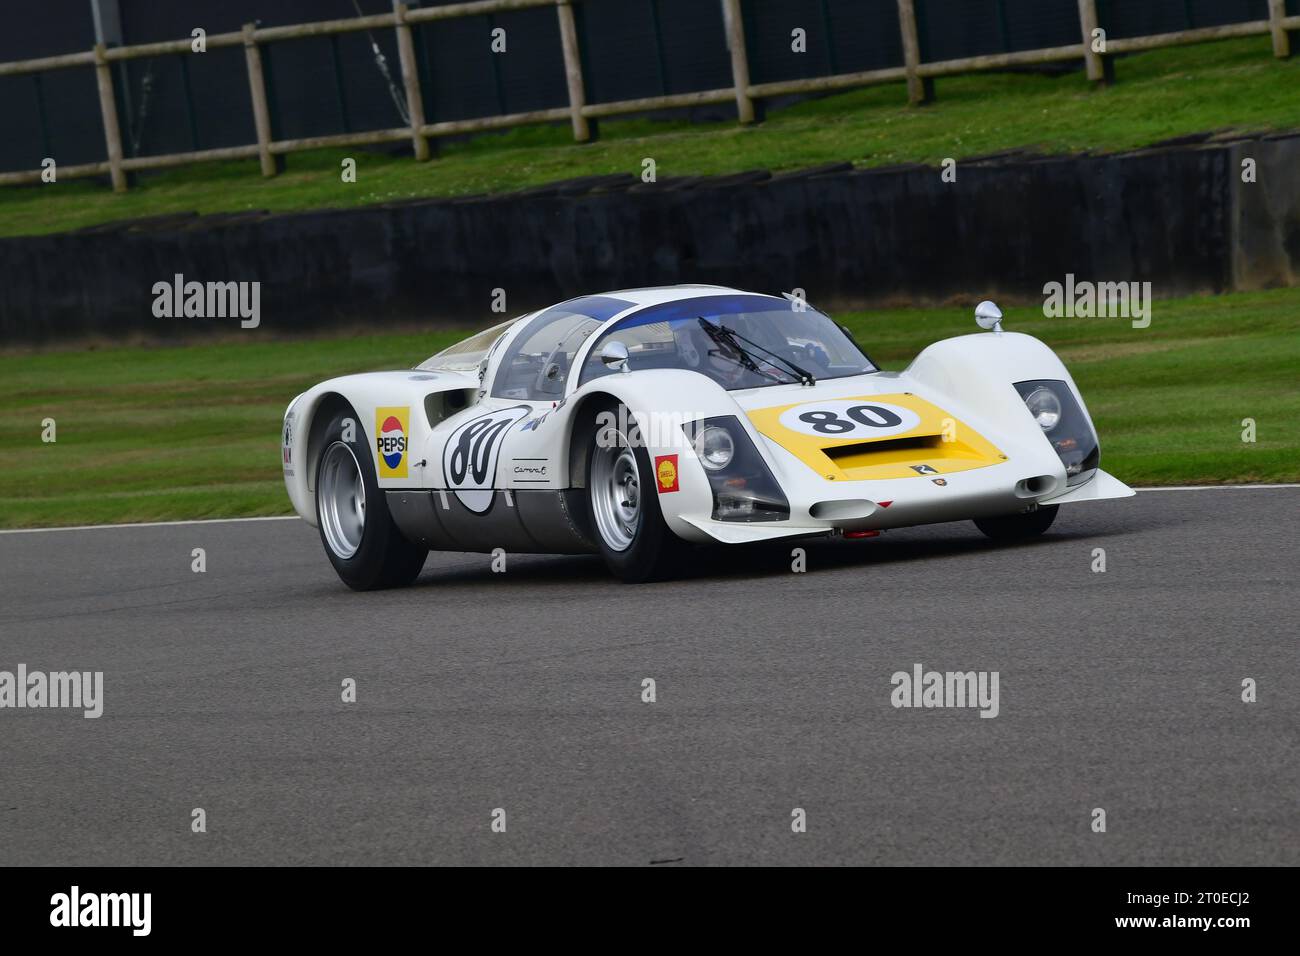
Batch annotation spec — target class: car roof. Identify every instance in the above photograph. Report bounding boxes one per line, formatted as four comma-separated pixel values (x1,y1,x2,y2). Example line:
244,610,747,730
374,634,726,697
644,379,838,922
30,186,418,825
593,284,762,308
517,284,784,341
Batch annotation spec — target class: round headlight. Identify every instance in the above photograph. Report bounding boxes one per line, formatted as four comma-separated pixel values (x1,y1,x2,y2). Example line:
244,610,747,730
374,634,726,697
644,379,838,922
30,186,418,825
695,425,735,471
1024,386,1062,431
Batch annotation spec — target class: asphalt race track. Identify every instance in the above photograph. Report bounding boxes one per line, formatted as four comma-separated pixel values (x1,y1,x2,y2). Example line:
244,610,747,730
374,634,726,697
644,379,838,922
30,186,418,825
1,486,1296,866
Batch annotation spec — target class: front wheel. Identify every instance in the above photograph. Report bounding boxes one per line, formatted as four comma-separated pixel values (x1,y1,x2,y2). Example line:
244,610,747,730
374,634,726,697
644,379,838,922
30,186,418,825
315,407,427,590
583,403,689,583
973,504,1059,541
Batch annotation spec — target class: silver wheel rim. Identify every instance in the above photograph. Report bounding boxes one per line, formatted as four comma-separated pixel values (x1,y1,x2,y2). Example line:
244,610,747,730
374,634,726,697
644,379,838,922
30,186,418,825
590,432,640,552
319,441,366,559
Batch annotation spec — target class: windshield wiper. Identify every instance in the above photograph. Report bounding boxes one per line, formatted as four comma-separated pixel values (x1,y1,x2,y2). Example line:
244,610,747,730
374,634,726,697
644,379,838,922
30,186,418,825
697,317,817,386
696,318,770,379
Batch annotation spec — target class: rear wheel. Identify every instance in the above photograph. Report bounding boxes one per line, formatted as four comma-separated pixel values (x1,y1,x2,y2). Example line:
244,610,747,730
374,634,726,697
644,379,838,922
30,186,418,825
973,504,1059,541
582,402,689,582
314,407,427,590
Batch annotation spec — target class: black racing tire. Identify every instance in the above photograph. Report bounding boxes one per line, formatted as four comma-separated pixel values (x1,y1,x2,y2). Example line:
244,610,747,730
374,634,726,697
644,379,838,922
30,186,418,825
973,504,1059,541
580,400,691,583
314,406,427,590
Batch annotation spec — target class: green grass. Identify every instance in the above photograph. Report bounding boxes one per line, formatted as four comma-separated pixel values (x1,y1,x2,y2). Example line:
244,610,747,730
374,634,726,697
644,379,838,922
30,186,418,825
2,287,1296,528
2,36,1298,238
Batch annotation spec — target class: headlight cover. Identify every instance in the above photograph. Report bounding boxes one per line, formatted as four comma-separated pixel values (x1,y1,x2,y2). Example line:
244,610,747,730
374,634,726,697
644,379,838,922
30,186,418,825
694,425,735,472
1014,379,1099,487
1023,386,1062,431
682,416,789,522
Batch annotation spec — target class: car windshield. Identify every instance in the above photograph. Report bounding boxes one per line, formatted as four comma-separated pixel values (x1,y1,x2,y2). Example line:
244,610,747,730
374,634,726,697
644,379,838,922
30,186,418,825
418,318,517,372
579,293,876,391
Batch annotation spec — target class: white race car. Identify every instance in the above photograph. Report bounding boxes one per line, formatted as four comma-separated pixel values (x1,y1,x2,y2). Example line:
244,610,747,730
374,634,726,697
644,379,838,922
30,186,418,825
281,285,1133,587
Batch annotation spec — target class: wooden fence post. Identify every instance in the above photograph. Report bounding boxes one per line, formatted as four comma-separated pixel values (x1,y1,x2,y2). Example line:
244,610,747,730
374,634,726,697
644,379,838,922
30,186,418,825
721,0,756,123
242,24,278,177
1077,0,1111,84
394,3,431,159
92,43,127,192
556,0,593,141
897,0,932,105
1267,0,1292,58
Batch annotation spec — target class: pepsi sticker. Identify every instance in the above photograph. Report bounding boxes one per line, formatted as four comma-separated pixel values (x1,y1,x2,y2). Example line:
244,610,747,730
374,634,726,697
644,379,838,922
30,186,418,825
375,407,410,479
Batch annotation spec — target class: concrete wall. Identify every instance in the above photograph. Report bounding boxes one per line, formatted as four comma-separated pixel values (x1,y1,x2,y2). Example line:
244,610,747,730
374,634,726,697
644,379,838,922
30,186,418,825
1230,136,1300,291
1,134,1295,344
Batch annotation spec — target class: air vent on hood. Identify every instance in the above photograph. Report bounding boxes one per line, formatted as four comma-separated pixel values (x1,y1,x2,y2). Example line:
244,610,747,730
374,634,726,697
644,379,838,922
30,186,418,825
824,436,944,462
822,432,999,481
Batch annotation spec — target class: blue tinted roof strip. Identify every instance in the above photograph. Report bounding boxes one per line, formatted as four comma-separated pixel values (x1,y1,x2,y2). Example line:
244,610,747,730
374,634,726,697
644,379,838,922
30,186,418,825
610,294,791,330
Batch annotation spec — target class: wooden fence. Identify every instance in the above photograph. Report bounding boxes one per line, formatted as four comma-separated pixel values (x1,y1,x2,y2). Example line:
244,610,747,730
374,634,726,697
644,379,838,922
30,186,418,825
0,0,1295,191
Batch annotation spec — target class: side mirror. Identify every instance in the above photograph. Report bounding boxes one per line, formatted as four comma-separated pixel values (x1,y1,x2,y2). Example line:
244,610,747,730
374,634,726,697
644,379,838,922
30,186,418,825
975,300,1003,333
600,340,630,373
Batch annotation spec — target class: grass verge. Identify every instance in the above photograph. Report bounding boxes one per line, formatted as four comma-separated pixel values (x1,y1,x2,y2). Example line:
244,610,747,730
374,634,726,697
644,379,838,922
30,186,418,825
2,287,1296,529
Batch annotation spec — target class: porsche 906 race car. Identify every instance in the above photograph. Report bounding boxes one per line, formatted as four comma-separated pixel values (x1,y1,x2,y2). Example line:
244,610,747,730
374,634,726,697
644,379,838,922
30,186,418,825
281,285,1133,587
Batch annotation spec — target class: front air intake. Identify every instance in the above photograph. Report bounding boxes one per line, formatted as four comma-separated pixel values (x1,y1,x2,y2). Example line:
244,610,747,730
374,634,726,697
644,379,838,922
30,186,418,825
809,499,877,521
1015,475,1058,498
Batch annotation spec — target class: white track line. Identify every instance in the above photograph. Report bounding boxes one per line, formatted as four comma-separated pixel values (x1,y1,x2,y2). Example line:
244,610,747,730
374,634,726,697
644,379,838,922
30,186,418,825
1135,483,1299,492
0,515,300,535
0,483,1296,535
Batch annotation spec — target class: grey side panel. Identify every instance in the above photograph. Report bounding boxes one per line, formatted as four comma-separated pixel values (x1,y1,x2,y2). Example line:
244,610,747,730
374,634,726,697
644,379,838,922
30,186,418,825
437,491,536,553
385,490,596,555
385,491,456,551
515,488,597,554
